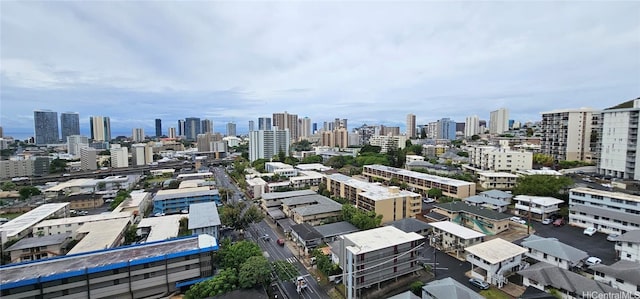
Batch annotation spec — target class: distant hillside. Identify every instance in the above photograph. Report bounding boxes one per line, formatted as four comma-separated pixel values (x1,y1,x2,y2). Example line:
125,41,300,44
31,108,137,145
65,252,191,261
606,97,639,110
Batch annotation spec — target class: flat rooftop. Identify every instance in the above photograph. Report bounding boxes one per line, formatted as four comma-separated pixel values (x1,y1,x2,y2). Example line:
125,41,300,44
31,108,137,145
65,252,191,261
430,221,485,239
514,195,564,206
344,226,423,254
176,172,213,179
118,191,149,209
465,238,527,264
478,172,519,178
44,179,96,192
188,202,220,230
365,164,475,187
139,215,186,242
67,218,131,255
0,235,217,286
261,189,317,200
0,203,69,238
295,163,332,172
153,186,218,201
327,174,420,201
571,187,640,203
34,212,132,228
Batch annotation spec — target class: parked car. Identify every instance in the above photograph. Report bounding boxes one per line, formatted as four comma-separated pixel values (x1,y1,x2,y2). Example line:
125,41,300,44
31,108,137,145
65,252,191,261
553,218,565,226
510,216,526,224
549,214,562,220
583,227,597,236
607,234,620,241
541,218,553,225
468,278,490,290
277,238,285,246
585,256,602,266
423,198,436,204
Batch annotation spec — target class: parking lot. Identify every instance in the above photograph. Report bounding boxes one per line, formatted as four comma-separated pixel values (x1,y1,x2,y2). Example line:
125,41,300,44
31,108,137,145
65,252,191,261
516,221,618,265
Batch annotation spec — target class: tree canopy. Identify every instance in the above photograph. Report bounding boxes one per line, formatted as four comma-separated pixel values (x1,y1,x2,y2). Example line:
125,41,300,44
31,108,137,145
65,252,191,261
184,268,238,298
512,175,574,198
238,256,271,288
272,260,299,282
300,155,323,164
220,202,264,231
341,204,382,230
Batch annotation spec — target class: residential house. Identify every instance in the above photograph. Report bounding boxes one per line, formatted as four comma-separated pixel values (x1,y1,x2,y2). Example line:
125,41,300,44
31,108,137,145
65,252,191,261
429,221,485,259
514,195,563,221
314,221,360,243
463,195,510,213
290,222,323,253
480,190,513,204
520,235,588,270
519,262,622,299
188,202,221,240
6,233,71,263
592,260,640,298
613,230,640,262
431,201,512,235
422,277,483,299
465,238,528,288
281,194,342,226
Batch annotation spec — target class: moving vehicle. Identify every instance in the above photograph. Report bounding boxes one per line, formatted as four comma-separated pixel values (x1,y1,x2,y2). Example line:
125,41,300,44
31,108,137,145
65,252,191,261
585,256,602,266
468,278,490,290
510,216,526,224
296,276,308,292
277,238,285,246
553,218,565,226
583,227,597,236
541,218,553,225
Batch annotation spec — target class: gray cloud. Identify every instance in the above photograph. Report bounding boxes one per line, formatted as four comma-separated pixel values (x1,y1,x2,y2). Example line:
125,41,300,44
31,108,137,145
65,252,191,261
1,1,639,138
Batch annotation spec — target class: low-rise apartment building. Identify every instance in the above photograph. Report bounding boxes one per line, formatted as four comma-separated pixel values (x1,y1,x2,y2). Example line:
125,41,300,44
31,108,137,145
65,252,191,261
466,146,533,173
0,234,218,299
0,203,69,244
33,212,132,237
465,238,527,288
464,195,510,213
514,195,563,221
592,260,640,298
520,235,588,270
431,201,511,235
519,262,620,299
281,194,342,226
67,218,131,255
477,172,519,190
429,221,485,259
613,230,640,262
332,226,423,299
5,233,71,263
323,173,421,223
188,202,221,240
363,164,476,199
569,187,640,234
152,187,220,215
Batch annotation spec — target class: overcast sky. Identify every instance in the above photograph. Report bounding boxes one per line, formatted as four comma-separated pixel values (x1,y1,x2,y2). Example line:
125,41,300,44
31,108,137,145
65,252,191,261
1,1,639,139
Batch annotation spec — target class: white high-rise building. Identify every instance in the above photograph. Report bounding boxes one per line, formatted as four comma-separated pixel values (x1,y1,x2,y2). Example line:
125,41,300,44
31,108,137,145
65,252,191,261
541,108,595,162
489,108,509,134
89,116,111,142
80,147,98,171
131,144,153,166
300,117,312,140
465,115,480,137
67,135,89,157
132,128,145,142
167,127,176,139
110,147,129,168
597,99,640,180
248,129,290,162
406,114,416,138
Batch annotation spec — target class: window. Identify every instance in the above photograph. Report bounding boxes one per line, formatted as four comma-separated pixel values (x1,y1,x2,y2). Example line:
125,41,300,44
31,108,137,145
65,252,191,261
616,278,624,284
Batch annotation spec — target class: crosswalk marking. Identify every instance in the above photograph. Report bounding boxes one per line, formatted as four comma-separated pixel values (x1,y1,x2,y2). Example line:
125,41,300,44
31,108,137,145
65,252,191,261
285,256,297,263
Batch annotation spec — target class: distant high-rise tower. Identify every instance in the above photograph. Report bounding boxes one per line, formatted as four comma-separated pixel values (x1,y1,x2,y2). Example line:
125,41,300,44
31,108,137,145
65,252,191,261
489,108,509,134
465,115,480,137
201,119,213,134
541,108,595,162
155,119,162,137
184,117,201,141
300,117,312,139
67,135,89,157
168,127,177,139
597,99,640,180
89,116,111,142
34,110,60,145
334,118,348,130
80,147,98,171
249,129,290,162
437,118,457,140
312,123,318,134
178,119,186,136
406,114,416,138
226,122,237,137
248,120,255,132
110,147,129,168
60,112,80,142
258,117,272,131
132,128,145,142
273,111,298,142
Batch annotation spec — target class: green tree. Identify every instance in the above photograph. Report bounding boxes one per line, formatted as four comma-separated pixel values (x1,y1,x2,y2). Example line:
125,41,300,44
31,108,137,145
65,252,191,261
301,155,324,164
427,188,443,199
284,155,299,166
166,180,180,189
252,159,268,173
218,240,262,270
292,140,313,151
406,144,423,155
1,182,17,191
219,188,234,204
178,217,191,236
512,175,574,198
533,153,554,167
456,151,469,157
19,186,41,200
410,281,425,296
49,159,67,173
96,182,107,191
526,128,534,137
123,225,138,245
238,256,271,288
471,134,481,141
278,149,286,162
360,144,382,154
272,260,299,282
184,268,238,298
220,202,264,231
311,248,340,276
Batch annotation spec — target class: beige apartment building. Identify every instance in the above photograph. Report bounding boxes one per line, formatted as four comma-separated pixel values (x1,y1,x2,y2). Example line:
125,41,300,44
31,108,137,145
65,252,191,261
466,145,533,173
541,108,596,162
363,164,476,199
323,173,421,224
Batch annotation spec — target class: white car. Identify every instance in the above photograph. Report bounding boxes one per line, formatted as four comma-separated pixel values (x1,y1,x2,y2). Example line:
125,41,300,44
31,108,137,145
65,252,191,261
423,198,436,204
583,227,597,236
510,216,526,224
541,218,553,225
585,256,602,266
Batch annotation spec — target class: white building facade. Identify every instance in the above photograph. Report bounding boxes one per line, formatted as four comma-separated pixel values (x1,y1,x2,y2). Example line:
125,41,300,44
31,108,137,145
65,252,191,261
489,108,509,134
465,115,480,137
541,108,595,162
569,187,640,234
597,99,640,180
248,129,290,162
467,146,533,172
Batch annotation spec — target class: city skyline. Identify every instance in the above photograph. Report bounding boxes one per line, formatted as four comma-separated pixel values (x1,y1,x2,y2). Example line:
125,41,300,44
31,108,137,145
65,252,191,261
1,2,639,139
